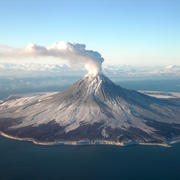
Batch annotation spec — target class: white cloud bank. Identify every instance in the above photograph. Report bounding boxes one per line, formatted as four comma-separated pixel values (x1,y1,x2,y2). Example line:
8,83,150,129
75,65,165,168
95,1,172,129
0,41,104,75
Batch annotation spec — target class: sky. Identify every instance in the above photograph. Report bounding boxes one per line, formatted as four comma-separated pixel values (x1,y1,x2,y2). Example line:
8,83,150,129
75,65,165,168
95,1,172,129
0,0,180,66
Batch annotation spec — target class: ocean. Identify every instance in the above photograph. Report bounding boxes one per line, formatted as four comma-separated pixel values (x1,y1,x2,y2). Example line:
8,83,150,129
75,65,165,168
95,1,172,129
0,136,180,180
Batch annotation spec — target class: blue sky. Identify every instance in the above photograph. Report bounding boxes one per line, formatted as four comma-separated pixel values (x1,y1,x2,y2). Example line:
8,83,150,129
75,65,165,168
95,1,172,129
0,0,180,66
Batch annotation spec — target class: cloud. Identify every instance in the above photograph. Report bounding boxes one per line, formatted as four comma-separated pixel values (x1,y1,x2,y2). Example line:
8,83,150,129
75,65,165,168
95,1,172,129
0,41,104,74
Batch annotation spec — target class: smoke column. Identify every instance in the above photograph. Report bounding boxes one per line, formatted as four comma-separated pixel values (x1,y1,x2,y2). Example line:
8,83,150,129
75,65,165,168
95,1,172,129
0,41,104,75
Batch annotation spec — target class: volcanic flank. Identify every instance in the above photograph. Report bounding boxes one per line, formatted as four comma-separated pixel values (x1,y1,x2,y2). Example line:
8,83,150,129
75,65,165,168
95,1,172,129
1,71,180,146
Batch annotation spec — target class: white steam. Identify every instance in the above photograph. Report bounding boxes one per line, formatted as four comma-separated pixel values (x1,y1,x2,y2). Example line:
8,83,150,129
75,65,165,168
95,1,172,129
0,41,104,74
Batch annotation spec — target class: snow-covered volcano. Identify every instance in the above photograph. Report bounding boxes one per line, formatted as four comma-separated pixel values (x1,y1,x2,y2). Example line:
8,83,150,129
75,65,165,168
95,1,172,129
0,73,180,146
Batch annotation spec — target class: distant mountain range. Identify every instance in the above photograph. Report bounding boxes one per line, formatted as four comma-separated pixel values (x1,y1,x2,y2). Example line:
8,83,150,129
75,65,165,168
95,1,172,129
0,63,180,79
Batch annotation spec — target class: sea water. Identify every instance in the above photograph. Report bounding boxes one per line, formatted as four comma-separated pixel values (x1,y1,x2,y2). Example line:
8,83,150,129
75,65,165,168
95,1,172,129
0,136,180,180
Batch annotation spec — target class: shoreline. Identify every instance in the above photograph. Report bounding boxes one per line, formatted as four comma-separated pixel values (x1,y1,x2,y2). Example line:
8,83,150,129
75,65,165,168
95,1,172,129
0,131,174,147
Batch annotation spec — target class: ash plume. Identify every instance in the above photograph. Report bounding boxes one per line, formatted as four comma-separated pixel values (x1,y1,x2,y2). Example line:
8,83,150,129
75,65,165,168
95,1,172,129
0,41,104,74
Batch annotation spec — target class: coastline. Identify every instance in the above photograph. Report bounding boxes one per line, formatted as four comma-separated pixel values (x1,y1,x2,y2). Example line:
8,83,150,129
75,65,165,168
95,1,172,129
0,131,172,147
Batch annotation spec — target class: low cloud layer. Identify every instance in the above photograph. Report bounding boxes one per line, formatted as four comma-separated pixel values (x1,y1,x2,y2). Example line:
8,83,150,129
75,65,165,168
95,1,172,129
0,41,104,74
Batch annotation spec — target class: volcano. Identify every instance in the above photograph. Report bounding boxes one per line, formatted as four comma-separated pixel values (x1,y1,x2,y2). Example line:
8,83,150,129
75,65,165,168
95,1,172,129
0,73,180,146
